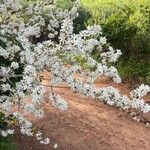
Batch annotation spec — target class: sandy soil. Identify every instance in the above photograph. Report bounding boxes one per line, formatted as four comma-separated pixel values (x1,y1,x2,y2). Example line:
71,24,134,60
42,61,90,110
15,74,150,150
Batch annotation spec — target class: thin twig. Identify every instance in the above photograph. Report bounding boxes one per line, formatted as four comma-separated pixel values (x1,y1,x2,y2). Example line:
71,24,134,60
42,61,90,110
40,84,70,89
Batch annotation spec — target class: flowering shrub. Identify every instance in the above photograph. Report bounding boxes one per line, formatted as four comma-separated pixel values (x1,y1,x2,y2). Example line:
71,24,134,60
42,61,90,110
0,0,150,146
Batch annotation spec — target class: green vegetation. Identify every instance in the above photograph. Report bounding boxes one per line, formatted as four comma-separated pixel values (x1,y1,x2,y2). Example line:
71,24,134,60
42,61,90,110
0,112,18,150
81,0,150,54
0,136,18,150
79,0,150,83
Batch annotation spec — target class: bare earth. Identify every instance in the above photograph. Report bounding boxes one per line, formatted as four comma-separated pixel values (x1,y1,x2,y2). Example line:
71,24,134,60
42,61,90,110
15,75,150,150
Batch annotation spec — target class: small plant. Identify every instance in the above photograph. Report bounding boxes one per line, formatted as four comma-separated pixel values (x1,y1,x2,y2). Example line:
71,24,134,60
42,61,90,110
0,136,18,150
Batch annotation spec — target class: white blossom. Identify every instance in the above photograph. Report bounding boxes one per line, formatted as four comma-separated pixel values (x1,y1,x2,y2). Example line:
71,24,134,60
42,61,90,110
54,143,58,149
1,129,15,137
11,62,19,69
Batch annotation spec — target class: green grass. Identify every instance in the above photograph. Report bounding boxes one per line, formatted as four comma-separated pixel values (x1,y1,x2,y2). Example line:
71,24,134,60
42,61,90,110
0,136,18,150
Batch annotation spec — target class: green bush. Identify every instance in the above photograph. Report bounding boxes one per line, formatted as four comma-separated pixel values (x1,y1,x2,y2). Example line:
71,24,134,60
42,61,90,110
55,0,74,10
79,0,150,83
81,0,150,54
0,136,18,150
116,57,150,83
0,112,18,150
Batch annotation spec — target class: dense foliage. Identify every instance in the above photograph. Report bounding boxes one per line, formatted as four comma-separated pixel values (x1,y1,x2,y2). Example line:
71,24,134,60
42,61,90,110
79,0,150,83
0,135,18,150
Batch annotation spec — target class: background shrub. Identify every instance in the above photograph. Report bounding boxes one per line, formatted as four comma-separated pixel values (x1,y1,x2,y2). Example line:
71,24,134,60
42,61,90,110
0,135,18,150
79,0,150,83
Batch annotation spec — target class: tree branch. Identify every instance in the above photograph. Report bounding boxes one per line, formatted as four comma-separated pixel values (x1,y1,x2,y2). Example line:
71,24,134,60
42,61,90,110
0,74,23,78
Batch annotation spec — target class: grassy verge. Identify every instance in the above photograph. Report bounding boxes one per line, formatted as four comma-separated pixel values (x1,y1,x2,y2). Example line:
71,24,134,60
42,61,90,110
0,136,18,150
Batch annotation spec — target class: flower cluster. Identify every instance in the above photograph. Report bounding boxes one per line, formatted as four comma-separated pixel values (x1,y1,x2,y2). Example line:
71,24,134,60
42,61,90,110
0,129,14,137
0,0,149,146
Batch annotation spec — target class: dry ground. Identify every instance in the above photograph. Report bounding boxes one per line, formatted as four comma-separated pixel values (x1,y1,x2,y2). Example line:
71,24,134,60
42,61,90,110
15,74,150,150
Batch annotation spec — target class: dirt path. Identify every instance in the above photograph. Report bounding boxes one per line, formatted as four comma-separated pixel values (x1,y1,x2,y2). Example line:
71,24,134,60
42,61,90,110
15,76,150,150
